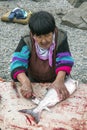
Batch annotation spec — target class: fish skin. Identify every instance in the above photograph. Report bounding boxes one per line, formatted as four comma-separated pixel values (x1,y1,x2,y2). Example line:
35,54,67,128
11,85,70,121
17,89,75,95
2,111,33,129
31,98,51,112
19,88,59,123
19,77,78,124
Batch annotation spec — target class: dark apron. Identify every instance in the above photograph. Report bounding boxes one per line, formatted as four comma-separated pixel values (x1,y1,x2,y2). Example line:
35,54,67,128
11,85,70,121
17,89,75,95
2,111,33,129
28,28,58,83
28,43,57,82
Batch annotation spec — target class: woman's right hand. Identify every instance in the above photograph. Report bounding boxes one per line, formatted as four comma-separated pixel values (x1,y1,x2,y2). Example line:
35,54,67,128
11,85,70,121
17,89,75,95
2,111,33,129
17,72,33,99
20,78,33,99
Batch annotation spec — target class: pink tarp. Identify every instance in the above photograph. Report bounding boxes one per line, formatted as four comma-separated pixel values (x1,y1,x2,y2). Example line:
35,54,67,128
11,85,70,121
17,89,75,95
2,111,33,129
0,81,87,130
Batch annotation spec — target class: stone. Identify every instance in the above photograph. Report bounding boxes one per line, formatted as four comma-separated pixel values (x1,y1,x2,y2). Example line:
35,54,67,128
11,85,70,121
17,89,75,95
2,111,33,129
61,2,87,30
67,0,87,7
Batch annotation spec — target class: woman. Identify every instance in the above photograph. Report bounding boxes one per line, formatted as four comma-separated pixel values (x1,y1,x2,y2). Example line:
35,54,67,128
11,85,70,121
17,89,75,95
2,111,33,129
10,11,74,100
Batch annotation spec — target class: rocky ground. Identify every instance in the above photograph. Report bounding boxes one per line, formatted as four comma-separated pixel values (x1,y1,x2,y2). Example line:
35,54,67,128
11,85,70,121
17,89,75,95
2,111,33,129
0,0,87,83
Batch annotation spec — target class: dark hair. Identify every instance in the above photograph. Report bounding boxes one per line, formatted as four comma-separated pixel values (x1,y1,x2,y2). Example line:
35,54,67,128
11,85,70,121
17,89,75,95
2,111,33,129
29,11,56,36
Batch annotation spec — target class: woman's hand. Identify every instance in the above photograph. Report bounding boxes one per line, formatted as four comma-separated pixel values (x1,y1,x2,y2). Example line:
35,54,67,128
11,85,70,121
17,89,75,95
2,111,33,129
20,78,33,99
51,71,69,101
17,72,33,99
51,80,69,101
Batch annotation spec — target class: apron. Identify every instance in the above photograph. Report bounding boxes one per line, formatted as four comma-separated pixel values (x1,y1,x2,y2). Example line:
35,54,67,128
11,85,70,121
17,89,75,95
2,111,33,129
28,28,58,82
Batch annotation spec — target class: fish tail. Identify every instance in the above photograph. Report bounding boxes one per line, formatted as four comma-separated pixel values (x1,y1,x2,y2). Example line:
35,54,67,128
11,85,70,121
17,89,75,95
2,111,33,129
19,108,40,124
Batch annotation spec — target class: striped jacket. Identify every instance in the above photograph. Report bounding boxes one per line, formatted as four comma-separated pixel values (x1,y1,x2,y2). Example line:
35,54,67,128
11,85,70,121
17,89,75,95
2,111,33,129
10,29,74,81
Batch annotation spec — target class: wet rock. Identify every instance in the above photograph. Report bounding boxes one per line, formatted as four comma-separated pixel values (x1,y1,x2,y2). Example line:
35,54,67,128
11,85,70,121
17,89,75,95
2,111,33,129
61,2,87,30
67,0,87,7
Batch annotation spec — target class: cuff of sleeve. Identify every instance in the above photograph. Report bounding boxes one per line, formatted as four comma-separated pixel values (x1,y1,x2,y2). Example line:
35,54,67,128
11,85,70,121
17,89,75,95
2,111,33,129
13,70,25,79
56,66,71,75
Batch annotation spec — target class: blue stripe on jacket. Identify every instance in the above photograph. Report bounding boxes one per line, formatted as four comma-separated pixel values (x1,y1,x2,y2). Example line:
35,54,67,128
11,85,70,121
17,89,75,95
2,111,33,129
10,45,30,71
56,56,74,62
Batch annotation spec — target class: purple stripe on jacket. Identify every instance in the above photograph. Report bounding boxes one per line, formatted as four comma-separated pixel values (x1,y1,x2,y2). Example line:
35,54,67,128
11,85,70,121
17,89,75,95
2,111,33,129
56,52,71,58
12,57,28,63
56,60,73,64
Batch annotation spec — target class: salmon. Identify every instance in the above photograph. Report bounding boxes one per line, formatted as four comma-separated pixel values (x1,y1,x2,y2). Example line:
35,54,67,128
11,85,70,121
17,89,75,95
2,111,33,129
19,77,78,123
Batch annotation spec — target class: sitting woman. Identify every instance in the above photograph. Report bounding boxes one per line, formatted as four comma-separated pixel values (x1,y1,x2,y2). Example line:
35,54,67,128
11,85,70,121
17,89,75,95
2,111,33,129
10,11,74,100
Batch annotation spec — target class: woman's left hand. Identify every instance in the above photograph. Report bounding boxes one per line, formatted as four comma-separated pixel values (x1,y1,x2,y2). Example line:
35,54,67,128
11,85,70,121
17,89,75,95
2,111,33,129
51,80,69,101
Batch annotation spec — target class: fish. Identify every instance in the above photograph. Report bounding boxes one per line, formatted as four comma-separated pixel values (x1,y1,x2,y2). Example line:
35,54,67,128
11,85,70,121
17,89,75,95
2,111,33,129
19,77,78,124
31,97,51,112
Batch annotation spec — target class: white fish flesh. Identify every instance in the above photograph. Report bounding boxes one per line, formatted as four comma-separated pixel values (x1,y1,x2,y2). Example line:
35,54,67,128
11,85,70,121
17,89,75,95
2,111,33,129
19,77,78,123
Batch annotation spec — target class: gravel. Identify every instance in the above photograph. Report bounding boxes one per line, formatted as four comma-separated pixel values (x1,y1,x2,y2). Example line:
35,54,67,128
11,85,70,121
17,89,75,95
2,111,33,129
0,0,87,83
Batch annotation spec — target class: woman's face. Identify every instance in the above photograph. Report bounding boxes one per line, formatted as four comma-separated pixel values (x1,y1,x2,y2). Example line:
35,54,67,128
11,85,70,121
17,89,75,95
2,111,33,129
33,32,53,49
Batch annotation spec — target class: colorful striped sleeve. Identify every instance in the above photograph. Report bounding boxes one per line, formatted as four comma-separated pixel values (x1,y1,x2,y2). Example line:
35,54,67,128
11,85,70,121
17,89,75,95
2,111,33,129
55,34,74,75
55,52,74,75
10,38,30,80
